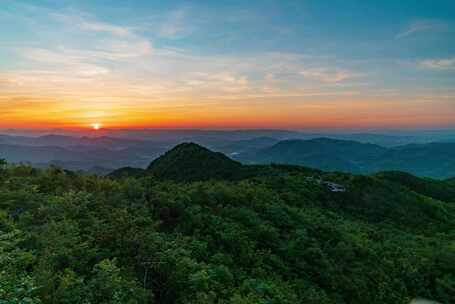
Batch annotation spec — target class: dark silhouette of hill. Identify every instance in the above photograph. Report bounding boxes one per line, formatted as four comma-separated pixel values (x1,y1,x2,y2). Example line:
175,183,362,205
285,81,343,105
147,143,244,181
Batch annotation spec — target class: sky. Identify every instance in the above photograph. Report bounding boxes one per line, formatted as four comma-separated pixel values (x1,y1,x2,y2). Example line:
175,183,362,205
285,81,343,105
1,0,454,130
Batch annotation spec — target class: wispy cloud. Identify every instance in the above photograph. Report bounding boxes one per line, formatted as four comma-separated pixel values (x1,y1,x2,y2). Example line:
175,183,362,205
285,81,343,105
5,3,365,109
80,21,132,36
396,18,448,39
300,68,355,83
186,72,250,93
18,10,152,68
19,48,111,79
419,58,455,70
42,9,147,59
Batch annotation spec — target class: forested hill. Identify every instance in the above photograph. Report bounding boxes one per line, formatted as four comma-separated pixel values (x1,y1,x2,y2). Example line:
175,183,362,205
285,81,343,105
111,142,321,182
0,151,454,303
146,142,244,181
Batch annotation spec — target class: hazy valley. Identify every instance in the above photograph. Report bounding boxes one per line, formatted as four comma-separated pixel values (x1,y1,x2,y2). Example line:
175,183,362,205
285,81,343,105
1,129,454,179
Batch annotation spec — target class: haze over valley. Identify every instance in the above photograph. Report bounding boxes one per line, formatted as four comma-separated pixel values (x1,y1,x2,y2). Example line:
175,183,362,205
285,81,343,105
1,128,454,178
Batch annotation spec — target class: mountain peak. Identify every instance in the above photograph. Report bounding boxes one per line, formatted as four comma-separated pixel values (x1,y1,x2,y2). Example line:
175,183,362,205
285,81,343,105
171,142,208,151
147,142,243,182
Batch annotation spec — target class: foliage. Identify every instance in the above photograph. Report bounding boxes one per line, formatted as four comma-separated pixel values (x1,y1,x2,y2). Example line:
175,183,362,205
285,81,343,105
375,171,455,203
0,157,454,303
108,167,146,179
0,211,41,304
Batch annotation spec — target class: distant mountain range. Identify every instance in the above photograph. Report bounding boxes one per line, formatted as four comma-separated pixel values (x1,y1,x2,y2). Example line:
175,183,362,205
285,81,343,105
2,128,454,145
0,134,172,171
237,138,455,179
238,138,385,172
1,131,454,179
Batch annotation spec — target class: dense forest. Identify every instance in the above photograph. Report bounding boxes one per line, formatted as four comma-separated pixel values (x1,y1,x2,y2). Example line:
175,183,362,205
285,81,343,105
0,144,454,303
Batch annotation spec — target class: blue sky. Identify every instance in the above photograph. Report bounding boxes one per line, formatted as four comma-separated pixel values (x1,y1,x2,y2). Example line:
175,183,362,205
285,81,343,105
1,0,454,128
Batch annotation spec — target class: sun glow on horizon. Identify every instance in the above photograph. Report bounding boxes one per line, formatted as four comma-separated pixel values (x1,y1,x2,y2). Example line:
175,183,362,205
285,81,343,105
91,123,102,130
0,1,454,130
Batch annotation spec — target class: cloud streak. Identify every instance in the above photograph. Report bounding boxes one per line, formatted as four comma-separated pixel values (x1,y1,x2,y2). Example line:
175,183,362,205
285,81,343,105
80,21,132,36
300,68,355,83
419,58,455,70
396,19,448,39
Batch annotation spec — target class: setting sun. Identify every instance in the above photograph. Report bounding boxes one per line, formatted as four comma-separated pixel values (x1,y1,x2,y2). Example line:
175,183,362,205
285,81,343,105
91,123,102,130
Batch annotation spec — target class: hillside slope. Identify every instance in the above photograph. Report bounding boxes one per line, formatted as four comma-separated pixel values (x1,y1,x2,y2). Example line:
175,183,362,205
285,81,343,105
375,171,455,203
147,142,244,181
0,146,454,303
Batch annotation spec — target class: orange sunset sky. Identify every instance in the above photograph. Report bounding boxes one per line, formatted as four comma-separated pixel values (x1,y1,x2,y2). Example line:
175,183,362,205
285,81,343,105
1,1,454,130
